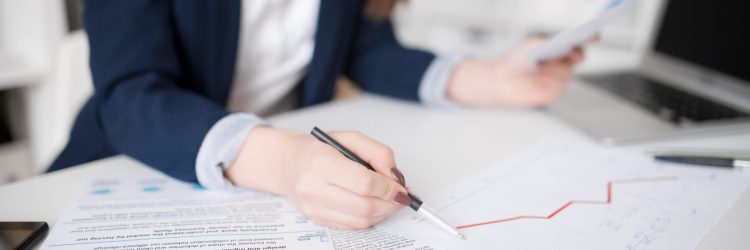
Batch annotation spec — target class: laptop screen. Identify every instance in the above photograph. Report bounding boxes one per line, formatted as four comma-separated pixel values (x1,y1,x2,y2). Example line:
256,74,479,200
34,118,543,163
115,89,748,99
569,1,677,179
654,0,750,83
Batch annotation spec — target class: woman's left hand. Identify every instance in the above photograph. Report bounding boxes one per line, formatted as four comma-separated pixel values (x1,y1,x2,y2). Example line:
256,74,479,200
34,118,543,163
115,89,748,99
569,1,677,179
446,37,587,107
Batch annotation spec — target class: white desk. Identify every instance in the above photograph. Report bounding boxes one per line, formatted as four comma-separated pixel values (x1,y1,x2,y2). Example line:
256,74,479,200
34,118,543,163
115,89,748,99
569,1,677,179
1,94,749,249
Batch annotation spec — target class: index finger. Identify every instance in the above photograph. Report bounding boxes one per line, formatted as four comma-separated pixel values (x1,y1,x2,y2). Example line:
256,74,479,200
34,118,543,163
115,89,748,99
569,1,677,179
320,156,412,206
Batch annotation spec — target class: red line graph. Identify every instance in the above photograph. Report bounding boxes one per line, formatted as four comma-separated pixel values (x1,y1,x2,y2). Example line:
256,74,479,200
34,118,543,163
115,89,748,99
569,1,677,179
456,177,678,229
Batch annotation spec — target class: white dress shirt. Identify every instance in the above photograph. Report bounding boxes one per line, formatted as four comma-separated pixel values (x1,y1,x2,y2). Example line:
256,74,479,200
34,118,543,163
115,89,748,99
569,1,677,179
195,0,466,191
227,0,319,117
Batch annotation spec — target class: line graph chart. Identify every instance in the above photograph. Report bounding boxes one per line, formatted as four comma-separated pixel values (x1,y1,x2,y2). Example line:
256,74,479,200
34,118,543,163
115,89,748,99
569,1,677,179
378,142,750,250
456,176,679,229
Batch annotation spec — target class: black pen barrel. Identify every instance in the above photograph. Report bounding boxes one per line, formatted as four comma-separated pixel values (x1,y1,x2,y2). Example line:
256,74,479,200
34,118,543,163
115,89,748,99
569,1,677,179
311,127,375,171
656,156,734,167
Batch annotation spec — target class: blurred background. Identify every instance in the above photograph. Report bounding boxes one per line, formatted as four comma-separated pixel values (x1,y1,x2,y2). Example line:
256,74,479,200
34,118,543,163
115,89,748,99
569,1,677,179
0,0,658,185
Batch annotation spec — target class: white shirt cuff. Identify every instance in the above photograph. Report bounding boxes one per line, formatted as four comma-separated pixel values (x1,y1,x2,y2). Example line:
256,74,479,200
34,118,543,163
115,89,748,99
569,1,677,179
418,53,469,110
195,113,270,191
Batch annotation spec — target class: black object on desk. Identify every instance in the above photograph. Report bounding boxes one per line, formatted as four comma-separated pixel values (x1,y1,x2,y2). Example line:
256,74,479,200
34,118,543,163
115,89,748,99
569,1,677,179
0,221,48,250
655,156,750,170
311,127,466,240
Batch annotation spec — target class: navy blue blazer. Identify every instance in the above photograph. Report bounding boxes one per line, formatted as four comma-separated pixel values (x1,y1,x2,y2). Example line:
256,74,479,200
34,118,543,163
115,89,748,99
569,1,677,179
49,0,435,182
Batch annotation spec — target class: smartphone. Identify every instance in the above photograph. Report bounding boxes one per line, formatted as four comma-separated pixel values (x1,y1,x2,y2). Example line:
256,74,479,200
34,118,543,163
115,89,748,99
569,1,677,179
0,222,48,250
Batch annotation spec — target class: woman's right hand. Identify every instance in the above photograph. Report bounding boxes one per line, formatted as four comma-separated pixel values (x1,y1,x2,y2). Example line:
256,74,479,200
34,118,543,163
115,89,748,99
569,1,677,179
225,127,411,229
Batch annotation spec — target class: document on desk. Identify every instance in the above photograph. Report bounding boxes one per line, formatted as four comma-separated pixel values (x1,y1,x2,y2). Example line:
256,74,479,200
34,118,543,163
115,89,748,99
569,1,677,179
330,228,434,250
377,141,750,250
38,174,333,250
39,173,434,250
527,0,638,64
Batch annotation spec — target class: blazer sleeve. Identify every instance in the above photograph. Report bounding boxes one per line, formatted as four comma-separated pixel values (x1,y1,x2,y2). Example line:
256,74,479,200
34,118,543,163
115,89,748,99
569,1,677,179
344,18,436,102
85,0,229,182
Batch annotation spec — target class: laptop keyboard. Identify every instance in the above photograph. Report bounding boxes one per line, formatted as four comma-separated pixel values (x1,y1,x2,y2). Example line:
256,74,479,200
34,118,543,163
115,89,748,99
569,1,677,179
582,73,750,125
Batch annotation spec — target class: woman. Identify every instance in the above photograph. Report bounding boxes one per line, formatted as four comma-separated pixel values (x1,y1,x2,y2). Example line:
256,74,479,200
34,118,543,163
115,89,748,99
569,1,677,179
50,0,585,230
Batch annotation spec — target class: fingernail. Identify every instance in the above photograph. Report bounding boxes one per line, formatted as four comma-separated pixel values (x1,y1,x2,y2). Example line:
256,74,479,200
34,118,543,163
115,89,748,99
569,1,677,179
394,192,412,206
391,166,406,187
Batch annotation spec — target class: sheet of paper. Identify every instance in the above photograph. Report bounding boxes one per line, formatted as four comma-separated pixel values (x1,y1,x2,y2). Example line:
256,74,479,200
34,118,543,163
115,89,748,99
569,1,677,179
330,228,434,250
527,0,638,64
377,141,750,250
39,174,334,250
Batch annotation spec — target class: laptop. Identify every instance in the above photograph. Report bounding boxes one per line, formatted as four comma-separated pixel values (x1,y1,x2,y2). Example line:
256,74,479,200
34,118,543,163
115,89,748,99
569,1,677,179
547,0,750,145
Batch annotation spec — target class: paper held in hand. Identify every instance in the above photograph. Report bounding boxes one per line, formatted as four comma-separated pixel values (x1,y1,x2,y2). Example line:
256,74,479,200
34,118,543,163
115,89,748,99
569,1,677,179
526,0,639,65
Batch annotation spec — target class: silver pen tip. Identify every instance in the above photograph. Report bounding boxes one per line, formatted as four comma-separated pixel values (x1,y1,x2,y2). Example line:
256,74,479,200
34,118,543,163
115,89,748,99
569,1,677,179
458,233,466,240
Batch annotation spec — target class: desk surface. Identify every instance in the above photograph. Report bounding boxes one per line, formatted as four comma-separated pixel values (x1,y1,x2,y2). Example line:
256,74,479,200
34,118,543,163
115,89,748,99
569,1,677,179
1,94,749,249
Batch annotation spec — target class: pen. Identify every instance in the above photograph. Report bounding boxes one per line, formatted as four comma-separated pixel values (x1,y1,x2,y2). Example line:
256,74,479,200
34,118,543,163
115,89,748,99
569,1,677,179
655,156,750,169
311,127,466,240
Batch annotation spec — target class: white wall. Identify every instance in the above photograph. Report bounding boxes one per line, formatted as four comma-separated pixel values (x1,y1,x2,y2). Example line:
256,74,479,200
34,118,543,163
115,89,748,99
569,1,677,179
0,0,69,175
0,0,65,69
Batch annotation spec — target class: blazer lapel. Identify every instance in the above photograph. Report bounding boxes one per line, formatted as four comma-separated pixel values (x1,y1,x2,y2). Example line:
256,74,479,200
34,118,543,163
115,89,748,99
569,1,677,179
301,0,362,106
207,0,241,107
